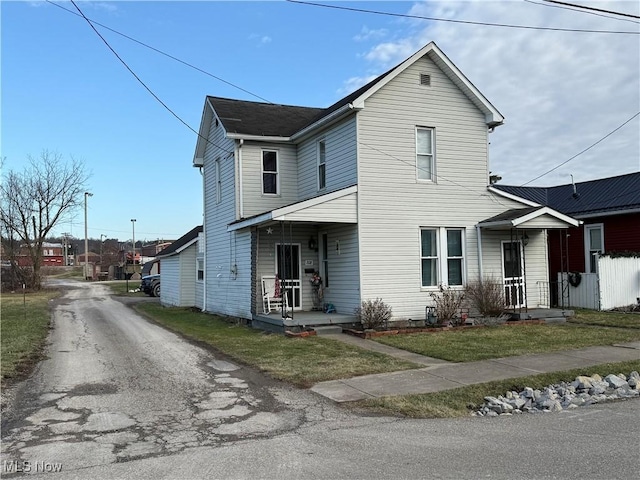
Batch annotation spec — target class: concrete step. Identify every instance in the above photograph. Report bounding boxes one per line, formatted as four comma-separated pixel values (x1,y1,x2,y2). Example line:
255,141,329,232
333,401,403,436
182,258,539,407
312,326,344,335
543,317,568,324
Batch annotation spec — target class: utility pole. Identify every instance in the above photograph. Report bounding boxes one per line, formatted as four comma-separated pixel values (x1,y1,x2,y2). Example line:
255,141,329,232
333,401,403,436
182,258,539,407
100,234,106,265
84,192,93,280
131,219,137,270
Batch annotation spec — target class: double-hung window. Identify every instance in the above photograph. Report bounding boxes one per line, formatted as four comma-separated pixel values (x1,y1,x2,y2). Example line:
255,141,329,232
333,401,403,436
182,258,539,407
421,228,465,287
196,258,204,281
262,150,278,195
215,158,221,204
584,224,604,273
416,127,435,182
317,140,326,191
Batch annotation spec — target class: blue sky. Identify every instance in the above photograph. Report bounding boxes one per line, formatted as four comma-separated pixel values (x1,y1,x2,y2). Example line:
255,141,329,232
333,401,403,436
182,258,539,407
2,1,639,243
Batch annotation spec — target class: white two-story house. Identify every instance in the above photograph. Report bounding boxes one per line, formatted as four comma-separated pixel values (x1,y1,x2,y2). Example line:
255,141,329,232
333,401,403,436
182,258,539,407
191,42,578,331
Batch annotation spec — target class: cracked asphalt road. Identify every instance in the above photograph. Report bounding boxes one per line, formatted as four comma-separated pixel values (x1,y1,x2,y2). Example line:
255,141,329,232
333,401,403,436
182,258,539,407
1,281,349,474
2,281,639,479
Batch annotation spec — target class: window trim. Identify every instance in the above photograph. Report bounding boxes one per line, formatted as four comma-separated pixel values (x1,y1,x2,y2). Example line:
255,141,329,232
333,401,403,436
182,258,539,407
317,139,326,191
215,157,221,204
584,223,604,274
420,227,466,288
261,149,279,195
196,258,204,282
416,126,435,182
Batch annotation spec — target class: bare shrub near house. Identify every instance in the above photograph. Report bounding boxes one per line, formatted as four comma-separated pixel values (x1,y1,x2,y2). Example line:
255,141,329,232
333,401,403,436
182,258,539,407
430,285,465,326
465,277,509,325
355,298,392,330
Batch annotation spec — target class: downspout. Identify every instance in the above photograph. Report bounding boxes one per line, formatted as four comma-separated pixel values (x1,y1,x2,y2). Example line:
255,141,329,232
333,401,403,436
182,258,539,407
238,139,244,219
476,225,483,280
200,166,207,312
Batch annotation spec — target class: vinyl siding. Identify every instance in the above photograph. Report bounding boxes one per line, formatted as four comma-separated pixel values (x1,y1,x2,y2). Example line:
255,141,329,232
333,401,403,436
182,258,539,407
276,192,357,223
160,256,180,307
178,245,196,307
297,116,358,200
241,142,298,217
321,224,360,314
203,112,252,319
356,54,544,319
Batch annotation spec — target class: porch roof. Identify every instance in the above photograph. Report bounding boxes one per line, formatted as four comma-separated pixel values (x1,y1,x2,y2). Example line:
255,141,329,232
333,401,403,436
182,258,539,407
477,206,580,229
227,186,358,232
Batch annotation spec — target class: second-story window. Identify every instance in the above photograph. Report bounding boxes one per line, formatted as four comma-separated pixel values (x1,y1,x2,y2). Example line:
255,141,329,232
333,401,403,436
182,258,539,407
262,150,278,195
215,157,221,204
317,140,326,191
416,127,435,182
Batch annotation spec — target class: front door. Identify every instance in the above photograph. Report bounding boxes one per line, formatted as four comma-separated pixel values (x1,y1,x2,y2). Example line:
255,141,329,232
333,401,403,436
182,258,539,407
502,241,525,308
276,243,302,310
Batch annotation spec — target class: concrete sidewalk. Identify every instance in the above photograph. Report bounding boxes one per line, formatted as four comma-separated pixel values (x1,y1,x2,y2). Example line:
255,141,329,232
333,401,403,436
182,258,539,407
310,340,640,402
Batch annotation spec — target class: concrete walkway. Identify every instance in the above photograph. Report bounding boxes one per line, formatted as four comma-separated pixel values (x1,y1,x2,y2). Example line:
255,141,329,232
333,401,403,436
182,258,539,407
311,337,640,402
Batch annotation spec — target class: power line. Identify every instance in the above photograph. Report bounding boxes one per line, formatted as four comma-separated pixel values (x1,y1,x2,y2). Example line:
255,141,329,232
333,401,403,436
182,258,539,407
45,0,272,104
357,141,511,209
543,0,640,20
68,0,234,156
524,0,640,24
520,112,640,186
286,0,640,34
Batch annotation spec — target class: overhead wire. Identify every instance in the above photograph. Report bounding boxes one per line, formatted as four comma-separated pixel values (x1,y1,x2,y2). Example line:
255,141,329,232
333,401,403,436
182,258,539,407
519,112,640,186
523,0,640,24
45,0,273,104
68,0,234,156
286,0,640,35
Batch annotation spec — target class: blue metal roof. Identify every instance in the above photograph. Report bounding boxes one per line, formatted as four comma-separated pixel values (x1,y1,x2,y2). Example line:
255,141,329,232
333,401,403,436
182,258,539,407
494,172,640,217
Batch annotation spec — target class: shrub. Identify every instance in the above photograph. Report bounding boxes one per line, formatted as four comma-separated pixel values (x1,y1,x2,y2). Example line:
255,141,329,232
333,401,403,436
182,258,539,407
355,298,393,330
465,276,506,317
429,285,465,326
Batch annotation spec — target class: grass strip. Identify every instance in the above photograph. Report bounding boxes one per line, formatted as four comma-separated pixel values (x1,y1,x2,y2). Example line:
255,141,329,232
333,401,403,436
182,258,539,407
567,309,640,329
135,303,419,387
374,323,640,362
1,290,59,381
352,359,640,418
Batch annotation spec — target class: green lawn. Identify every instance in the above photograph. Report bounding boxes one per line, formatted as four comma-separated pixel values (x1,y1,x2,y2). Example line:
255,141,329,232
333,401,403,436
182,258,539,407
374,321,640,363
568,309,640,329
1,290,59,380
134,303,419,387
352,359,640,418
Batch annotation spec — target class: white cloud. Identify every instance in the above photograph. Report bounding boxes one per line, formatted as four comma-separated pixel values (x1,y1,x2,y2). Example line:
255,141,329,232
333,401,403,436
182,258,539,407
353,26,388,42
248,33,272,46
353,1,640,186
337,74,380,96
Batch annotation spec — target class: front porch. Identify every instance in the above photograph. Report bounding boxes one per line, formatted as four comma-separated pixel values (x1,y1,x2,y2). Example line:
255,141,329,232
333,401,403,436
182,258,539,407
252,310,358,333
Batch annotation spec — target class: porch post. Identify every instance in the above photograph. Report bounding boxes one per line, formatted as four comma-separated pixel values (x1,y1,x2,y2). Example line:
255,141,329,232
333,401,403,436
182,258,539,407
476,225,483,280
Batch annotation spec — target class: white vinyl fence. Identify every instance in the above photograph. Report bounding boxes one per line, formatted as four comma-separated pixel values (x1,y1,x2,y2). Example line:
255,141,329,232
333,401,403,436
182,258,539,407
558,256,640,310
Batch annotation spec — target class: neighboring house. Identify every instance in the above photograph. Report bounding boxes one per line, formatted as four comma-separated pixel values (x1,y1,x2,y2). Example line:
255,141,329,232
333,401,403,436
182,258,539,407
493,172,640,309
141,240,175,257
192,42,579,330
493,172,640,276
13,242,65,267
156,226,203,308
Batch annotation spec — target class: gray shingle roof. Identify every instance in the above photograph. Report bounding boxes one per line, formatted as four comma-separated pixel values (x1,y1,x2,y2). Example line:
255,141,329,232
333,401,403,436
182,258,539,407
156,225,202,257
208,97,324,137
494,172,640,217
207,56,398,138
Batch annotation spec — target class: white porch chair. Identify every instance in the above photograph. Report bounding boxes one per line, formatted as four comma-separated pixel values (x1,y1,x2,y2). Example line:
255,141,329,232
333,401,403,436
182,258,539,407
262,276,288,314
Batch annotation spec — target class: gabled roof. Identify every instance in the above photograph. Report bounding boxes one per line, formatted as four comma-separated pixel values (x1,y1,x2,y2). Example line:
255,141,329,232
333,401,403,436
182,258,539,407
493,172,640,218
477,206,580,229
194,41,503,159
209,97,323,137
227,186,358,231
156,226,203,258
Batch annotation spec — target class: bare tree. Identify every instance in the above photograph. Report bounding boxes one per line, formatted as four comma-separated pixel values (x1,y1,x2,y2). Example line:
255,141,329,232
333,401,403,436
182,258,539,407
0,151,88,290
